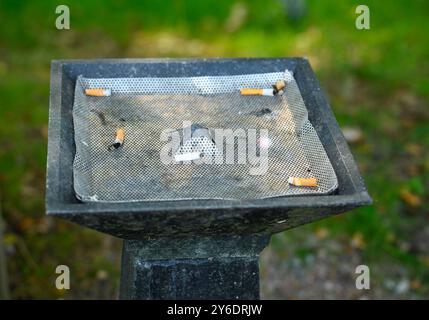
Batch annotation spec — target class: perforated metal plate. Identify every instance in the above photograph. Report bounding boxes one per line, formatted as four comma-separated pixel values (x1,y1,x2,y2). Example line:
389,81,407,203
72,70,338,202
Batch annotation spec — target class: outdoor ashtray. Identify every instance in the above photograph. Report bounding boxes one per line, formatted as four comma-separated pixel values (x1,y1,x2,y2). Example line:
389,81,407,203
46,58,372,299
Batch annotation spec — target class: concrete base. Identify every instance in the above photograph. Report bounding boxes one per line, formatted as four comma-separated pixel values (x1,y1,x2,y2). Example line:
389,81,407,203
119,235,269,300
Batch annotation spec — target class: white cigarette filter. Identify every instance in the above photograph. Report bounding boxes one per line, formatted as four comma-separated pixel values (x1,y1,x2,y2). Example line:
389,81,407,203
85,88,112,97
288,177,318,187
257,137,272,148
174,152,202,162
239,88,274,96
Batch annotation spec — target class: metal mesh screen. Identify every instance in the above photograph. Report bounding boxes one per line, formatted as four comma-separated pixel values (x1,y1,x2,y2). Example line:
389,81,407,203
72,70,338,202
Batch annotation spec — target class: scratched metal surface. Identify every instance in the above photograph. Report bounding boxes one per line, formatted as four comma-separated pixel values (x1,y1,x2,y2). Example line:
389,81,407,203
72,72,337,202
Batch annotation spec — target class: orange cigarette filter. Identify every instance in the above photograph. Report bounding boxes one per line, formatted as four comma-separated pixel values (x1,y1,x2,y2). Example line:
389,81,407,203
85,88,111,97
288,177,318,187
115,128,125,144
240,88,264,95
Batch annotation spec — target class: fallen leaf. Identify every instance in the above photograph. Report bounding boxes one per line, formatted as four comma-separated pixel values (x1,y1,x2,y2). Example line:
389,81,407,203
342,127,364,144
19,217,36,231
411,280,421,290
405,164,419,177
96,270,108,280
405,143,422,157
3,233,17,245
351,232,365,249
400,189,422,208
225,2,248,33
315,227,329,239
40,124,49,139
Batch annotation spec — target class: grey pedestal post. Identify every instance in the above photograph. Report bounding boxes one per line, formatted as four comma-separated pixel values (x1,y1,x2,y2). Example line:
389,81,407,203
119,235,269,300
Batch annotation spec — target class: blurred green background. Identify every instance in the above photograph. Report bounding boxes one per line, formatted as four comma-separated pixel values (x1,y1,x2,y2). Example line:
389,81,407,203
0,0,428,299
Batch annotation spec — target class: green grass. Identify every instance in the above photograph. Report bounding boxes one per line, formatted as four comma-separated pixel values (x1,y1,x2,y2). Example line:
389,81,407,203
0,0,428,298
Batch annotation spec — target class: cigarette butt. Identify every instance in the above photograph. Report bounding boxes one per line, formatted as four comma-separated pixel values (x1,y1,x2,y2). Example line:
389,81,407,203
115,128,125,144
240,88,274,96
274,80,286,91
174,152,201,162
85,88,111,97
108,128,125,151
288,177,318,187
